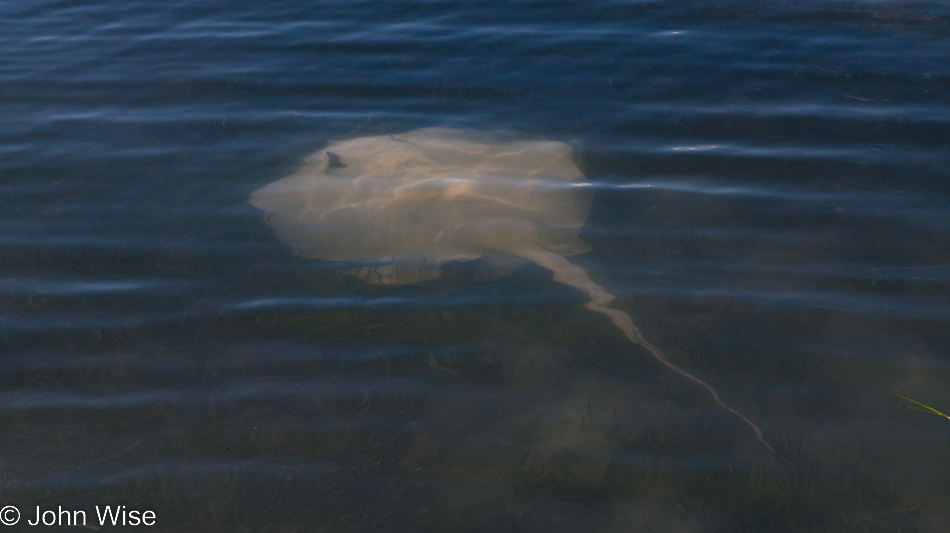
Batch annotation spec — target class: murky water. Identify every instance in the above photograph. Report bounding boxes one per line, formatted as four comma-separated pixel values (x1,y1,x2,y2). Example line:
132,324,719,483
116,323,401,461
2,0,949,530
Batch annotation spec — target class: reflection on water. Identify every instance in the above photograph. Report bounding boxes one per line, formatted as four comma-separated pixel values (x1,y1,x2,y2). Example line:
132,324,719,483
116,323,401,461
2,0,950,530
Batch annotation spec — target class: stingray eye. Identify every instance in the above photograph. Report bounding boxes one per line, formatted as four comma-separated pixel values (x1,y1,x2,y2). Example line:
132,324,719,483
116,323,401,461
326,151,345,169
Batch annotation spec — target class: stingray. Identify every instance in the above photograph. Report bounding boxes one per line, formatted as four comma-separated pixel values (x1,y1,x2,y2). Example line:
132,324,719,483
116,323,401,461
249,127,772,451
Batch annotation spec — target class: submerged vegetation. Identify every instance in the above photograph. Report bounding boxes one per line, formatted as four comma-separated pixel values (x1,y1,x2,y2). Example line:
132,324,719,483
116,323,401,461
894,395,950,420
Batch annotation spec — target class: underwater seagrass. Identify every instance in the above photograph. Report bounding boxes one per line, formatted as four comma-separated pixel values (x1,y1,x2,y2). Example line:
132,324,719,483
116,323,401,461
249,127,772,451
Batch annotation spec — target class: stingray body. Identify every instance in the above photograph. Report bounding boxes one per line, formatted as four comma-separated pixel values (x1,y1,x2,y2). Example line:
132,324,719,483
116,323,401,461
250,128,591,285
249,127,772,451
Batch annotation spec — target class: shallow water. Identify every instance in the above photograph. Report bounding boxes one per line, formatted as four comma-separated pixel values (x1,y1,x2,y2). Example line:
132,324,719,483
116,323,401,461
2,0,950,531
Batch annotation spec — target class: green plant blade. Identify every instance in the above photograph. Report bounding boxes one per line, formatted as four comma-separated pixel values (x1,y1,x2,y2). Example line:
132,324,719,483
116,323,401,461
893,394,950,419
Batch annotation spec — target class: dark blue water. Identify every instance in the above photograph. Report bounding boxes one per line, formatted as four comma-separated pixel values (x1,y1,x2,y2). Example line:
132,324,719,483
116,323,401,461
3,0,950,530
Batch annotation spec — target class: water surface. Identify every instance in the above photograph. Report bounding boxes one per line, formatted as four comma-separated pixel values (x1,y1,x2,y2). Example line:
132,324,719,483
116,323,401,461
2,0,950,530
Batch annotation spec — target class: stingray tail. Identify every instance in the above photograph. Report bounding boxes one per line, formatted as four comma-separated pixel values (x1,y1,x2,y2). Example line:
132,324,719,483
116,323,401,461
521,250,774,453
